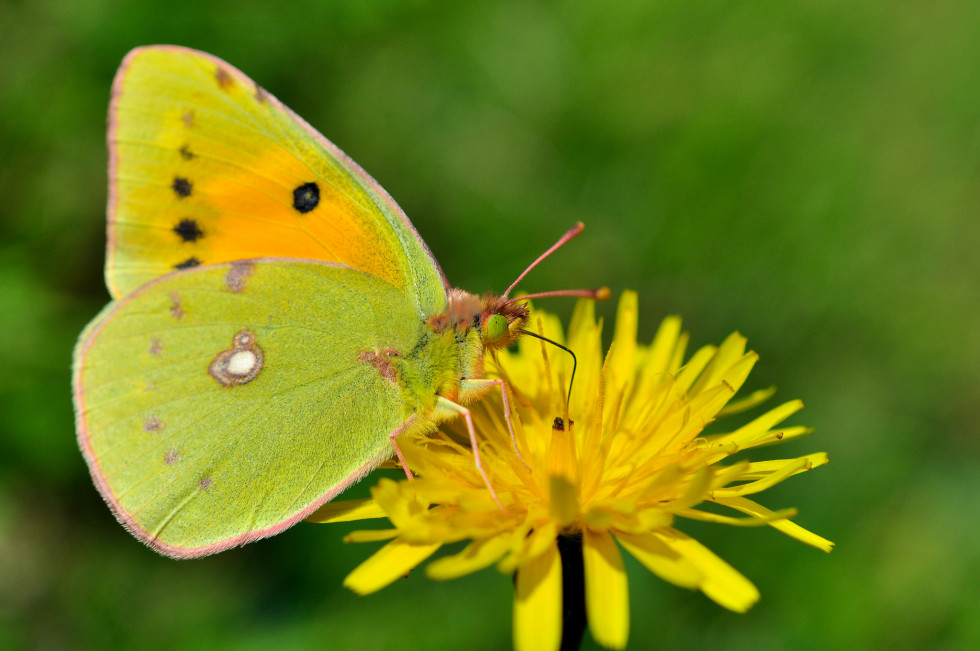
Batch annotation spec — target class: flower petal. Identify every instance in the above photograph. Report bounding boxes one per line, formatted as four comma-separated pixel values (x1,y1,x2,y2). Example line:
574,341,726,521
306,498,387,523
549,475,580,527
499,521,558,574
716,400,804,449
737,453,829,479
615,530,701,589
656,530,760,612
343,528,400,543
715,495,835,552
426,533,512,580
344,539,442,595
689,332,748,395
717,386,777,416
608,291,638,391
677,507,798,526
711,456,822,498
514,542,562,651
646,315,683,374
583,529,630,649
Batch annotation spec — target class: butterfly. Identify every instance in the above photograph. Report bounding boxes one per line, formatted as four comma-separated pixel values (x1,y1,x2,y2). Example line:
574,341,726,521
73,46,603,558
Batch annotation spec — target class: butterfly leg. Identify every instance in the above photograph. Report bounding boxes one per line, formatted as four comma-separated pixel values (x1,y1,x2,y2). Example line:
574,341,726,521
435,396,509,512
388,417,417,481
459,378,529,470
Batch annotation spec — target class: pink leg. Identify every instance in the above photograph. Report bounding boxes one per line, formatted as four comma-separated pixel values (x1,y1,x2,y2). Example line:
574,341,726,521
437,397,509,512
461,378,528,469
388,417,416,481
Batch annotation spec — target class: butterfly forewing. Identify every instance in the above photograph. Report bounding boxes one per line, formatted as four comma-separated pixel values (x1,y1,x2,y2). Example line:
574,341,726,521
107,46,448,315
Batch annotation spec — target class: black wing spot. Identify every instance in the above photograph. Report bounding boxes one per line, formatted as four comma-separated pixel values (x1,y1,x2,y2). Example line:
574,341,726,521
292,182,320,213
173,219,204,242
174,257,201,270
172,177,192,198
179,144,196,160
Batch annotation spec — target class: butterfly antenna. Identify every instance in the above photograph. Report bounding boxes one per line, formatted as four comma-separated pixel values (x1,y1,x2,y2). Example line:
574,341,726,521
520,329,578,408
509,287,611,303
503,222,586,300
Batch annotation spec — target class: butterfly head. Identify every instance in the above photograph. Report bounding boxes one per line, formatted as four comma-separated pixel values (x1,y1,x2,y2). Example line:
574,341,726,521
480,294,529,351
433,289,529,350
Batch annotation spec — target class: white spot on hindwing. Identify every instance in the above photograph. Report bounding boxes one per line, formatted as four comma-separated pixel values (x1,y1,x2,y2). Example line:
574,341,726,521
209,329,263,386
226,350,257,376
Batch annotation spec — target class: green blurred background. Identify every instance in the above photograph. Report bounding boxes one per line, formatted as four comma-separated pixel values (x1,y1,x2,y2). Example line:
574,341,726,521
2,1,978,648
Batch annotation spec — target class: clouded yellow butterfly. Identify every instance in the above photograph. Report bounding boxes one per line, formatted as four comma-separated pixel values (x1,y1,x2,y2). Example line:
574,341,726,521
73,46,602,558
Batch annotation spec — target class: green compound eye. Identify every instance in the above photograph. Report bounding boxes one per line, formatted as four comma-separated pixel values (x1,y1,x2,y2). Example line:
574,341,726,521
486,313,508,342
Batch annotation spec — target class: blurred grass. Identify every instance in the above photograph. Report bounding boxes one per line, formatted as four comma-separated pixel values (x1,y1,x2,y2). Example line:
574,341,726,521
1,0,978,649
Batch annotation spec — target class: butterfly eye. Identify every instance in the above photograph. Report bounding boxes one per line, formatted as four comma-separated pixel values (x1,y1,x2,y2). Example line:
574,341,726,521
485,313,508,342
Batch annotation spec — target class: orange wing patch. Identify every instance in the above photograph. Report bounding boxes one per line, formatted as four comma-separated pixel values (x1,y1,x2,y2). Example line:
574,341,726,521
106,48,420,299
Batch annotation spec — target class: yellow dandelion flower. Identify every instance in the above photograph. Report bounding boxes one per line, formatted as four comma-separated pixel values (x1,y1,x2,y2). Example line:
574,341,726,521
308,291,833,651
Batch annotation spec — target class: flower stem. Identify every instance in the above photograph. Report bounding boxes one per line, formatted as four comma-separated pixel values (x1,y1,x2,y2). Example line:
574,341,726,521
558,534,587,651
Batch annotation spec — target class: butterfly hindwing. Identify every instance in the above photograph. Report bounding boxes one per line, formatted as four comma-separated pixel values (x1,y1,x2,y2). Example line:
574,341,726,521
107,45,448,315
74,259,422,557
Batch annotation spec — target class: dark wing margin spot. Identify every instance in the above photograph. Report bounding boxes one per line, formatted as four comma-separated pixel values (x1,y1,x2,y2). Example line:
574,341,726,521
173,219,204,242
292,182,320,213
174,257,201,270
172,177,192,198
215,67,233,90
224,261,254,292
170,292,185,320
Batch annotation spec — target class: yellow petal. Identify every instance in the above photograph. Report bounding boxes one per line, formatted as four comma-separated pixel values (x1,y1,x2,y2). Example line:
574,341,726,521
305,498,386,523
646,315,683,375
711,458,812,498
749,425,814,448
657,530,760,612
343,539,441,595
737,453,829,480
514,542,562,651
677,507,798,527
673,345,717,394
689,332,747,395
716,386,776,416
583,529,630,649
615,530,701,589
672,466,714,509
717,351,758,397
343,528,400,543
499,521,558,574
370,477,430,527
716,495,835,552
608,291,638,390
718,400,804,448
549,475,580,527
426,534,512,580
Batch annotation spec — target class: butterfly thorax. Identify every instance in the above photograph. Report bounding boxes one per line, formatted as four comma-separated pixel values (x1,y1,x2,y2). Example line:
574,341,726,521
384,289,529,410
